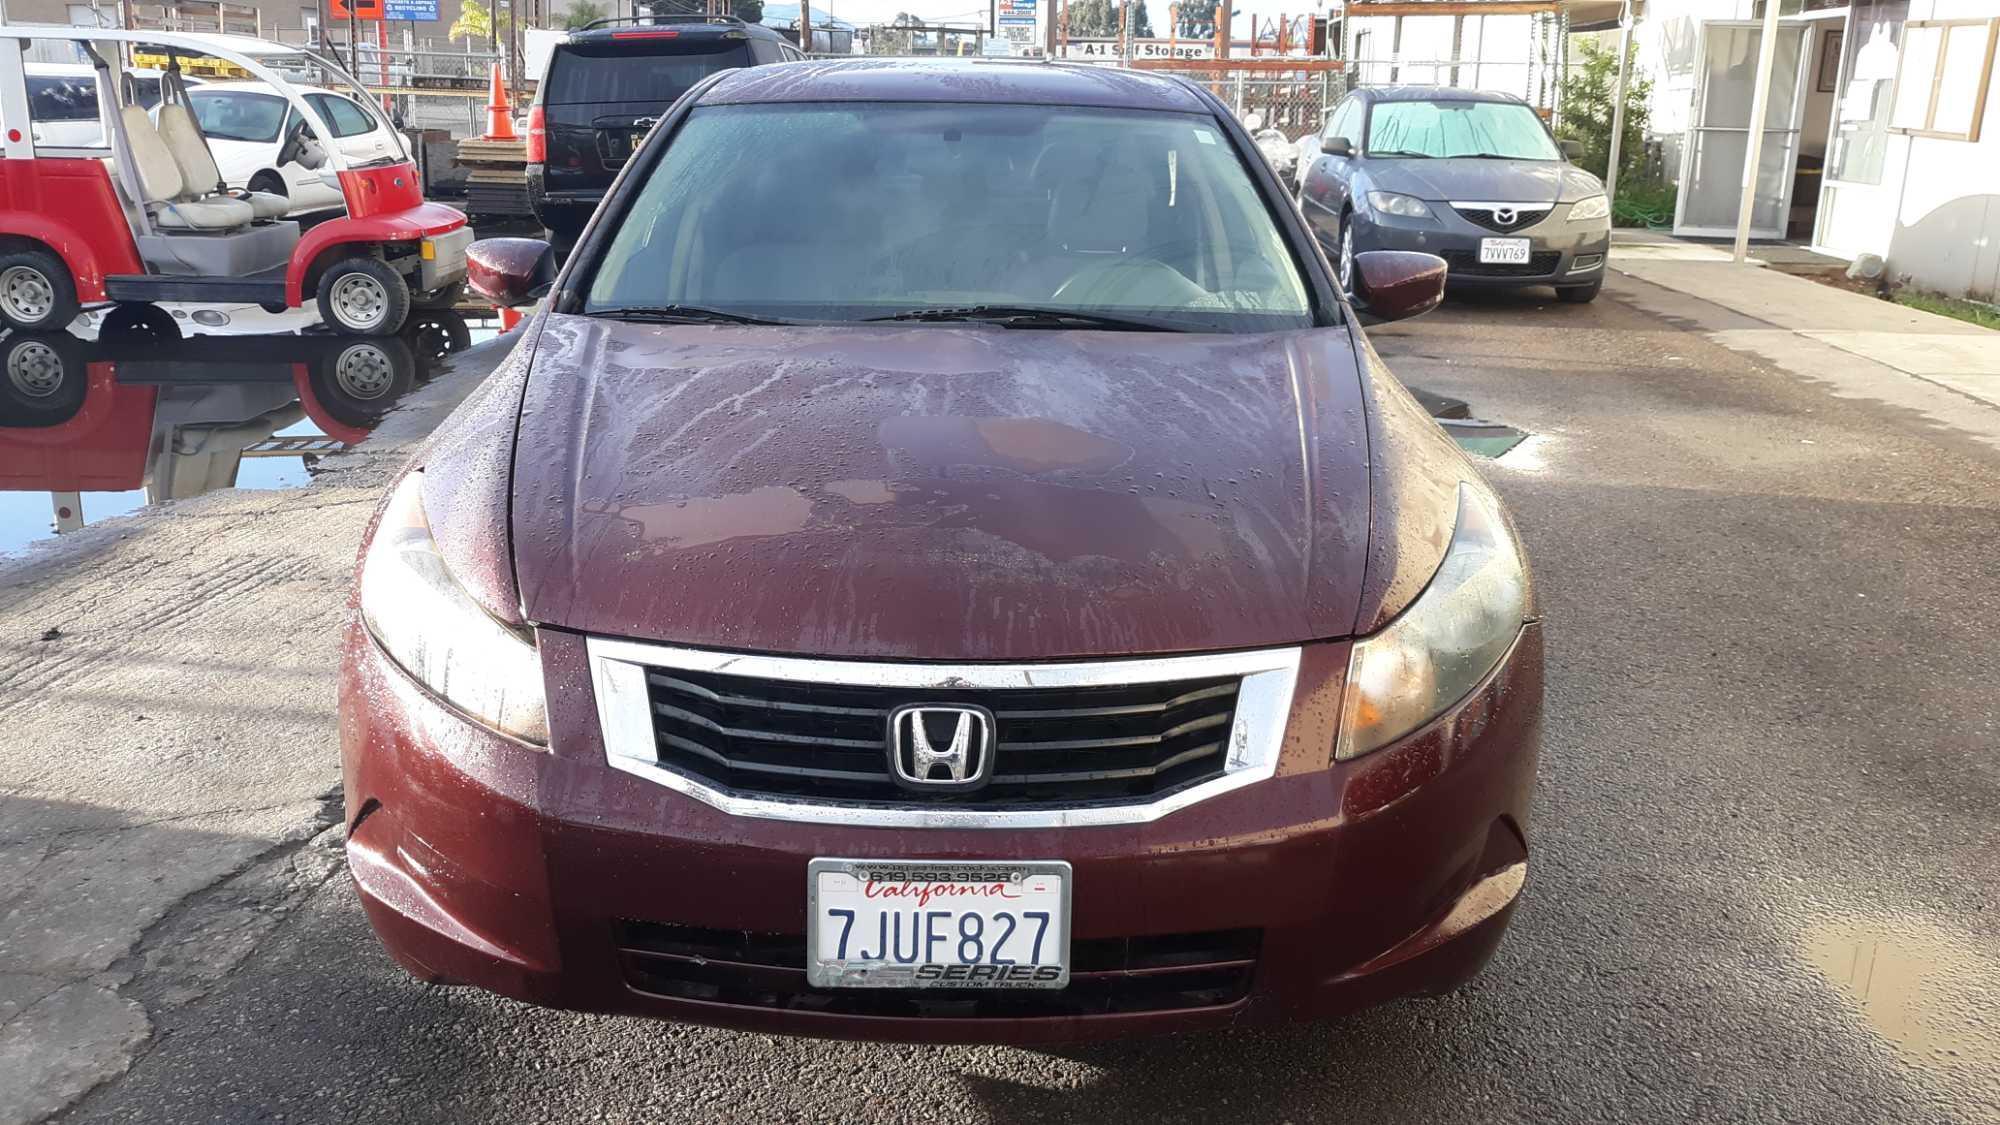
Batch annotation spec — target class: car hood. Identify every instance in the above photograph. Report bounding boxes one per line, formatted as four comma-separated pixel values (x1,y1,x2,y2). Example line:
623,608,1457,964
1370,158,1601,204
509,314,1374,661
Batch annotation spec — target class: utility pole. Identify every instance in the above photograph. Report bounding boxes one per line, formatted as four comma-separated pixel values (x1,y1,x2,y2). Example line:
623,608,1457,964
1733,0,1781,262
800,0,812,54
1603,0,1634,212
1217,0,1231,59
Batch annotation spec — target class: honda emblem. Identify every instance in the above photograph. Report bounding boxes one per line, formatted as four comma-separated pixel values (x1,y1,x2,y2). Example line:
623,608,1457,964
887,704,996,792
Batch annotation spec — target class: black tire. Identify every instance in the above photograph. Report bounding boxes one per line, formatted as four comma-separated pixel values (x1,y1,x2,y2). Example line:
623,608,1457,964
1556,278,1602,304
99,302,182,344
0,332,87,425
403,309,473,369
411,280,464,310
0,248,80,332
315,257,411,336
308,336,417,429
248,170,288,201
1336,212,1356,296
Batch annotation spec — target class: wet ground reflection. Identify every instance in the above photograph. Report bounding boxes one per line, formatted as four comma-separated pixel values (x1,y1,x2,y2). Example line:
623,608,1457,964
1806,917,2000,1074
0,310,490,555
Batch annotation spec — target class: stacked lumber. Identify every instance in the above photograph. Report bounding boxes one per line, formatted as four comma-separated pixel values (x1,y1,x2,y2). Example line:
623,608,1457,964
455,136,533,219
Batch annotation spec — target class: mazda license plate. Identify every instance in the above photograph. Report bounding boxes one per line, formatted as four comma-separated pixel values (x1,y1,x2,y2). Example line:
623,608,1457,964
1479,237,1533,265
807,858,1070,989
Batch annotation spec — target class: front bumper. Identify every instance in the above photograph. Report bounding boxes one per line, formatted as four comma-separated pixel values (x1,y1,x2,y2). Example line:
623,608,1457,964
1355,207,1609,288
416,225,473,293
339,625,1543,1044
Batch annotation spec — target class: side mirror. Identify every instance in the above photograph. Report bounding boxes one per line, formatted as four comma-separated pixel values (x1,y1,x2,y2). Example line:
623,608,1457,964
1320,135,1353,157
467,237,556,308
1558,138,1583,161
1350,250,1446,323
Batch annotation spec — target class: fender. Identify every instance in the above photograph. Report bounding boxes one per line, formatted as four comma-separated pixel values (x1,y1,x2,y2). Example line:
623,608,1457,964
0,361,157,492
0,158,145,303
285,200,469,307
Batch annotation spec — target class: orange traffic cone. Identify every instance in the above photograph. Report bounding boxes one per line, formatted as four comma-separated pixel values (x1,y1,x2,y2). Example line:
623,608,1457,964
484,63,517,141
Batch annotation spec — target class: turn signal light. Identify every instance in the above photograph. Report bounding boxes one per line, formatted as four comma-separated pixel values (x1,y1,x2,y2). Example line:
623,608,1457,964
526,104,547,163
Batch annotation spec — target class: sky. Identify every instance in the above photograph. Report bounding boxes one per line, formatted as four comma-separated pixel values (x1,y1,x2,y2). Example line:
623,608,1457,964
805,0,1327,36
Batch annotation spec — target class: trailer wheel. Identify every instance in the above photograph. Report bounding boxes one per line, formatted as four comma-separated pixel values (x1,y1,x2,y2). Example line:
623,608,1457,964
316,257,410,336
0,249,80,332
100,303,182,344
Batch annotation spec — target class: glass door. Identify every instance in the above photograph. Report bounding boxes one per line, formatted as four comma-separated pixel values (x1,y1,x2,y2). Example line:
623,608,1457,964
1673,20,1813,239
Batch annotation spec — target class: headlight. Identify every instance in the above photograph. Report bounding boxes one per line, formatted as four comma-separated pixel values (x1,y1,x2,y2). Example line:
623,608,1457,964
1568,194,1610,222
360,472,549,744
1335,482,1528,761
1366,190,1433,219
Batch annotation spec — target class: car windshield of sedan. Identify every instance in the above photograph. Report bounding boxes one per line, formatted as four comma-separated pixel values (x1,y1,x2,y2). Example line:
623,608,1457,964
190,91,287,143
1366,99,1560,160
584,102,1317,333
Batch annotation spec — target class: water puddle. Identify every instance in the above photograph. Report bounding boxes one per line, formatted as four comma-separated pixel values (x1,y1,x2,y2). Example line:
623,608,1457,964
2,309,493,557
1805,917,2000,1072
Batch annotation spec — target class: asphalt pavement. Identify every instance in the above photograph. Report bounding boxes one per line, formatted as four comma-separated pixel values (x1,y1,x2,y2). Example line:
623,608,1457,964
8,274,1999,1124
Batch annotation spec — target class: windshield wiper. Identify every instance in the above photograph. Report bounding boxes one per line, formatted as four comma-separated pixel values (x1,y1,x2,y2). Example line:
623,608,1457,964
1453,152,1534,160
1368,149,1434,158
589,304,792,326
863,305,1183,332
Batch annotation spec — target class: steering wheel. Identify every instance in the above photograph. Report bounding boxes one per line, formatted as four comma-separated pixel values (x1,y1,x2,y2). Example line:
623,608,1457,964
277,119,327,170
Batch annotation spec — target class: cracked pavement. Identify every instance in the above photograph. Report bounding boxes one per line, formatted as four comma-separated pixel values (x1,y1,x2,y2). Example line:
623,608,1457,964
0,340,510,1125
5,275,2000,1123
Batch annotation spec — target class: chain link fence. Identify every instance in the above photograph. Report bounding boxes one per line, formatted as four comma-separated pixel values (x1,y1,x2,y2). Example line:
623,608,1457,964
1130,63,1350,139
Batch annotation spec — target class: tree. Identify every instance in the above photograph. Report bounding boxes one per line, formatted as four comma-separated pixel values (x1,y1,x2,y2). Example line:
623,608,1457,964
563,0,607,29
1173,0,1217,40
449,0,513,43
1557,36,1652,189
1066,0,1152,39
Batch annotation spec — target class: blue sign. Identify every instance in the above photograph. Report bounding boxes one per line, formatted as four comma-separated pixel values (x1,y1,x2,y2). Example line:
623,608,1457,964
384,0,440,20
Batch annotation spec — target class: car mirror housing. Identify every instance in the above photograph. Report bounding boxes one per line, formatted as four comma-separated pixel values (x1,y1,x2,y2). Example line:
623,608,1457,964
1558,138,1583,161
1351,250,1446,323
467,237,557,309
1321,135,1353,157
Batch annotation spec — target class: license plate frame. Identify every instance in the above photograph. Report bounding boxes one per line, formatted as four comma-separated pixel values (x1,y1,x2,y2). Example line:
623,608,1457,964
1479,237,1534,265
806,858,1072,990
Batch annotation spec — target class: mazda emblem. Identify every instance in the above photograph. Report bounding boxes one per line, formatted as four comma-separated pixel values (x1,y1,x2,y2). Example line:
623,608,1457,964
887,704,996,792
1494,206,1518,225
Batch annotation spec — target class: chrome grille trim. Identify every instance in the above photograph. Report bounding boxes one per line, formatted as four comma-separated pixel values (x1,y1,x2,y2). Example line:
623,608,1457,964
586,637,1302,829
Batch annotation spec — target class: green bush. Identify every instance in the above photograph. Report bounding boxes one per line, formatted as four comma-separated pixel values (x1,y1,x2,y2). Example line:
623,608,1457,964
1613,178,1676,228
1558,37,1651,188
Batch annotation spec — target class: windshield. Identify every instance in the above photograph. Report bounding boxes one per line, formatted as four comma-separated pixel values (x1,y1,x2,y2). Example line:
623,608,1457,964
190,90,287,143
1366,99,1561,160
585,102,1315,333
543,43,751,105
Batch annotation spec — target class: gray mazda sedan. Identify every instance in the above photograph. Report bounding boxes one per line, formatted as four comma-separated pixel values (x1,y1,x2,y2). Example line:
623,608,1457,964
1299,86,1612,303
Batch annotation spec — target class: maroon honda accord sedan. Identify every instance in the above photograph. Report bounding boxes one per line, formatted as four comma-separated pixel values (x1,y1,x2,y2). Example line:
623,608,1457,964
339,58,1541,1044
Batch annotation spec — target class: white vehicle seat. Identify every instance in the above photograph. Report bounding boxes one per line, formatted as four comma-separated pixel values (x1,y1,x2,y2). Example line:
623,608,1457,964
120,106,254,231
156,104,289,221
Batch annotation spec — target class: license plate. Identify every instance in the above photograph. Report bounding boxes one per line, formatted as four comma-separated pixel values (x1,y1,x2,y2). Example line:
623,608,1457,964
1479,237,1533,264
807,858,1070,990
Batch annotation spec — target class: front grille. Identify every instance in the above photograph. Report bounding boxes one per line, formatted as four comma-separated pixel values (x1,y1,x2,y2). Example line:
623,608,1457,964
1452,205,1552,233
615,921,1260,1017
645,667,1240,808
1440,249,1563,278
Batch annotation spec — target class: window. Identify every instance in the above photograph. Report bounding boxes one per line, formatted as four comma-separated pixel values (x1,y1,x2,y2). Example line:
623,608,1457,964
585,103,1315,333
26,76,97,123
1325,98,1360,145
308,93,376,137
1829,0,1908,184
1365,99,1560,160
542,41,752,105
190,90,288,143
1890,18,1997,141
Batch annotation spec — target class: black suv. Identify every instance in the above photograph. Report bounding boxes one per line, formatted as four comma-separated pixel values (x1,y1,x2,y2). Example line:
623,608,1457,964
527,15,802,241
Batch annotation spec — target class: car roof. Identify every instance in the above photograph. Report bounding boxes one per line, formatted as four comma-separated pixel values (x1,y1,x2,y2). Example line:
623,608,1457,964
564,17,785,43
701,58,1211,113
1359,85,1530,105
